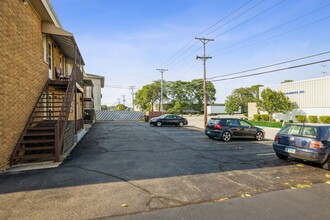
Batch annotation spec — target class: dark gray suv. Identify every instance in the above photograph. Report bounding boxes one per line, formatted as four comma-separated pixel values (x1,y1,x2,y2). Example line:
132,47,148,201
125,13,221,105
205,118,265,141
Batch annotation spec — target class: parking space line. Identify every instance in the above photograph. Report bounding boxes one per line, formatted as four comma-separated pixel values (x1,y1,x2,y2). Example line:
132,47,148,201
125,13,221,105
257,153,276,156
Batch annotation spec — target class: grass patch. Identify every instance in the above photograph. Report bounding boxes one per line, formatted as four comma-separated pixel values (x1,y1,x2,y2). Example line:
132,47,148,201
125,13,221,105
248,120,284,128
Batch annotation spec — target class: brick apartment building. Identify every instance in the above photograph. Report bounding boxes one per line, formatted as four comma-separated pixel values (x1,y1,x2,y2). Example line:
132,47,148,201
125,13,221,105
0,0,87,171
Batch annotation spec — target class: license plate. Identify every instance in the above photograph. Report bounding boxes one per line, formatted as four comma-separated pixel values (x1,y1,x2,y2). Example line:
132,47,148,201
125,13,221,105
285,148,296,154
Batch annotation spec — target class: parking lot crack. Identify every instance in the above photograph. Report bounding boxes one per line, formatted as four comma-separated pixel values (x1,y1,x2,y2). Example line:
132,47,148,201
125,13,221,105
65,166,185,210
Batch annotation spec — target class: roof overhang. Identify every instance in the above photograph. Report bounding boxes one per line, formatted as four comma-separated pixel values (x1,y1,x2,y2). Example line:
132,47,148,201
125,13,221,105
30,0,62,27
42,22,85,65
86,73,105,88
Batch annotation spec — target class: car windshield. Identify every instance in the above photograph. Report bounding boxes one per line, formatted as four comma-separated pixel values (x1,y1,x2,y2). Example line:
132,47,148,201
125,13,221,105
279,125,318,138
207,119,220,125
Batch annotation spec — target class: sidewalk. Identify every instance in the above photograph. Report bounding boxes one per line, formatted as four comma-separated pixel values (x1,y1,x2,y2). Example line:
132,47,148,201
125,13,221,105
111,183,330,220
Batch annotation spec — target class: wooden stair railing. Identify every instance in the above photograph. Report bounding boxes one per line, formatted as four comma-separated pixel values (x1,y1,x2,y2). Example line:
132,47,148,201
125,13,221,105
11,65,82,165
54,65,80,161
10,79,51,165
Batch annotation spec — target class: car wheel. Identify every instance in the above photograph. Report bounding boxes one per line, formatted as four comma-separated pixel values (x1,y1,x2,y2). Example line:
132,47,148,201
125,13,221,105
178,122,184,127
222,131,231,142
156,122,162,127
276,152,288,160
322,156,330,170
255,131,264,141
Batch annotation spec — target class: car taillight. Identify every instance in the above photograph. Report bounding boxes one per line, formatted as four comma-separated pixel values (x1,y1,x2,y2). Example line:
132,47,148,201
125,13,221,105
309,140,324,149
214,124,222,129
274,135,279,141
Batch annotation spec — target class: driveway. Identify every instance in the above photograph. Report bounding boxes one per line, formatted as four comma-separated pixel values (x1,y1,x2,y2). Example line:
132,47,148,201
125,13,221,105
0,122,329,219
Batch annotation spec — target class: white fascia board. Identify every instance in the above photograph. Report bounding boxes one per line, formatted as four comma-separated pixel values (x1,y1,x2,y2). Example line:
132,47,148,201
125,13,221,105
41,0,62,28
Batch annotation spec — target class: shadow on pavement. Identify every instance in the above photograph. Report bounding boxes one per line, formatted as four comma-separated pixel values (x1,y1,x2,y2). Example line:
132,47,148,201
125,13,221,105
0,122,325,194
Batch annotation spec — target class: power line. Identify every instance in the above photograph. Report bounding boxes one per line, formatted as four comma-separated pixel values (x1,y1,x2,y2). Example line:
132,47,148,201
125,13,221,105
210,59,330,83
212,14,330,57
208,51,330,80
198,0,254,36
210,3,330,56
205,0,265,36
159,0,258,69
213,0,287,39
163,0,284,76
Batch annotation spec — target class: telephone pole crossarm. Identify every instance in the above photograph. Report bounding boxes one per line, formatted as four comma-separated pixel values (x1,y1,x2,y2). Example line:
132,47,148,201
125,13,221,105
196,56,212,60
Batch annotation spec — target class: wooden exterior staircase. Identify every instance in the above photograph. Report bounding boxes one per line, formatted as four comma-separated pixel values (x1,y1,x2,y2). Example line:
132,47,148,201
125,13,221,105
10,66,81,165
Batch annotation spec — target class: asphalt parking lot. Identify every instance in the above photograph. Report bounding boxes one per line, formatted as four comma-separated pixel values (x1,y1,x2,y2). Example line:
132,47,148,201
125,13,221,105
0,122,329,219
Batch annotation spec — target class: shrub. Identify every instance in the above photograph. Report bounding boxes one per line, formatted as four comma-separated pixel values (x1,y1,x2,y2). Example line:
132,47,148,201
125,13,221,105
253,114,262,121
308,115,318,123
319,116,330,124
280,120,284,123
261,114,270,121
289,120,293,123
295,115,306,123
243,113,248,117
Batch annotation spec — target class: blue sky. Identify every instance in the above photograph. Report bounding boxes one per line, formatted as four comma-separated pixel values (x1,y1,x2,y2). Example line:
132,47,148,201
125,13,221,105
51,0,330,107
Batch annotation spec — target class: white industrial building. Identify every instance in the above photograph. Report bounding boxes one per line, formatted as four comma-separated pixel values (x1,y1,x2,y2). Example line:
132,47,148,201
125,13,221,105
259,76,330,122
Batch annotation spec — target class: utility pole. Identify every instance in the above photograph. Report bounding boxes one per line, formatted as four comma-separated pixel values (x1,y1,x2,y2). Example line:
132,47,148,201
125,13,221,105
122,95,126,106
117,98,121,105
129,86,136,111
156,68,168,113
195,37,214,128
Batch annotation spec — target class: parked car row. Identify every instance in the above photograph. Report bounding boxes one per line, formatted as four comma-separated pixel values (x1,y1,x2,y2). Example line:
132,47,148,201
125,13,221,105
150,115,330,170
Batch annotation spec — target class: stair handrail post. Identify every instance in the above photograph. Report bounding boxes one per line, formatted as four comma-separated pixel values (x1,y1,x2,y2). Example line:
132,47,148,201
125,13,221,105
55,65,80,157
54,123,60,162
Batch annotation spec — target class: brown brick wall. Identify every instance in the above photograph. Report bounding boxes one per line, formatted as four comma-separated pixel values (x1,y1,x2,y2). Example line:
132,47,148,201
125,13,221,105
0,1,48,170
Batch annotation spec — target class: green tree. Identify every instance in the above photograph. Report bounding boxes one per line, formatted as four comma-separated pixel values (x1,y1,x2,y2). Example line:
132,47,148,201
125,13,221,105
224,85,263,114
249,84,263,100
257,88,294,121
101,105,108,110
167,81,190,114
225,95,240,114
115,104,127,111
231,87,254,113
134,81,161,111
189,79,216,112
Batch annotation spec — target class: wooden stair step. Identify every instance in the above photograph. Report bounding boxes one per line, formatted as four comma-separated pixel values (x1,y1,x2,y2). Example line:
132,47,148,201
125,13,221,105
27,127,54,131
34,111,61,113
41,93,66,96
32,115,65,118
20,154,55,160
22,139,55,144
37,101,66,103
25,146,54,151
25,132,55,136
